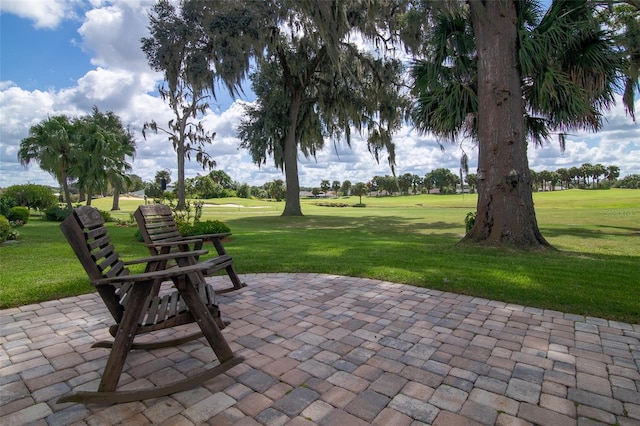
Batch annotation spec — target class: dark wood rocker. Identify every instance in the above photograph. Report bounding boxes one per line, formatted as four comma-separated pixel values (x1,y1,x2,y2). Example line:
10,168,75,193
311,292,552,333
57,206,243,405
134,204,247,294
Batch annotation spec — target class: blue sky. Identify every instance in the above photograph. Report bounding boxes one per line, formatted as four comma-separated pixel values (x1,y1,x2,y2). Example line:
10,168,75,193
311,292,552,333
1,13,91,90
1,0,638,190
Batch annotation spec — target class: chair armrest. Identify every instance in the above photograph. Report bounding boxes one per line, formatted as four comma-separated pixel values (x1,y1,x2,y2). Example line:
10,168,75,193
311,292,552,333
122,249,209,266
144,238,204,248
93,262,213,285
190,232,232,241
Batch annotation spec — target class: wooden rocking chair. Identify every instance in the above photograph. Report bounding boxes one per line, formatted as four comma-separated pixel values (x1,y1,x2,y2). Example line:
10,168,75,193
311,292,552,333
57,206,243,404
134,204,247,294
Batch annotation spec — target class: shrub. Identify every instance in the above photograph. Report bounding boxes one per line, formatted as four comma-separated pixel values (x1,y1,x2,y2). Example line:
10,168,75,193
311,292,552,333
0,215,10,242
314,202,349,207
178,220,231,237
7,206,30,224
44,206,71,222
2,184,57,211
0,195,16,217
98,210,114,223
465,211,476,233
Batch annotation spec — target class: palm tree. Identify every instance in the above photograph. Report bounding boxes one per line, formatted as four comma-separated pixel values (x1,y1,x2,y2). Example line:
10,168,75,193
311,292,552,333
72,109,135,206
556,168,571,190
411,1,630,248
592,164,607,188
606,165,620,182
109,129,136,211
581,163,594,187
18,115,77,210
88,108,136,210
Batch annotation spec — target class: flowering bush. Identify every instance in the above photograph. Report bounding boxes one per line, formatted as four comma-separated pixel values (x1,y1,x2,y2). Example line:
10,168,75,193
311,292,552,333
7,206,29,224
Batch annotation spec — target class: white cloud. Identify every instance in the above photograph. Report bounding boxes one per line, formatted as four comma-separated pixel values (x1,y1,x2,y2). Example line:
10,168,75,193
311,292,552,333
527,98,640,175
0,0,80,29
77,1,154,72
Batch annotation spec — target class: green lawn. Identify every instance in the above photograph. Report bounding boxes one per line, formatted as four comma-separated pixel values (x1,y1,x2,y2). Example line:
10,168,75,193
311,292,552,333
1,189,638,323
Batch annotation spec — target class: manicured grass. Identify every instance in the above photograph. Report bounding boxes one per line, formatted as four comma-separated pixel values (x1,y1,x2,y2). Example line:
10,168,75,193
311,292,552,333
1,189,638,323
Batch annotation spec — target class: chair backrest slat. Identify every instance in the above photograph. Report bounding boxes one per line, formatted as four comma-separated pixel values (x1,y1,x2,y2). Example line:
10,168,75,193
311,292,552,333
98,252,125,277
134,204,183,245
60,206,129,322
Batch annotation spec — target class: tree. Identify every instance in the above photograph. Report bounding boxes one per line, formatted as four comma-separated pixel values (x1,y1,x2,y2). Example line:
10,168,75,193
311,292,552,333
409,1,634,248
569,166,582,187
374,175,398,196
352,182,368,205
77,107,135,210
556,168,571,190
179,0,406,216
266,179,285,201
465,173,478,193
208,170,233,188
411,174,423,194
616,174,640,188
331,181,341,198
606,165,621,181
141,0,217,210
398,173,414,195
538,170,552,191
18,115,76,210
340,180,352,197
592,163,607,188
320,180,330,195
428,168,458,193
424,172,434,194
126,174,145,193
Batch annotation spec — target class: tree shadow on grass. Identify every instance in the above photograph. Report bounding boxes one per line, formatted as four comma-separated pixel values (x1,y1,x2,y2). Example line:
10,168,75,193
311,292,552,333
542,224,640,239
224,214,640,323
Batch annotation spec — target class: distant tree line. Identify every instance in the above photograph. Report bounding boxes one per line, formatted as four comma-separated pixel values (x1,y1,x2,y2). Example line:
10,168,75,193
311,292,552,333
145,162,636,201
306,163,634,198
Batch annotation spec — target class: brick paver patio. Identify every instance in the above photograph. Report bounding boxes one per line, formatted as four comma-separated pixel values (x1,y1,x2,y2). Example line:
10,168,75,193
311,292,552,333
1,273,639,425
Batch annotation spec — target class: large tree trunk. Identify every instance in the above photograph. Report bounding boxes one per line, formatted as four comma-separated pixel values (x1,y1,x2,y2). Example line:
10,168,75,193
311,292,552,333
463,1,551,249
282,93,303,216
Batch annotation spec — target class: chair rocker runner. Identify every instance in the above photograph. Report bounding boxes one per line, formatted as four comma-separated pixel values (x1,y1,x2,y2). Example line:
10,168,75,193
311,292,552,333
134,204,247,294
58,206,243,404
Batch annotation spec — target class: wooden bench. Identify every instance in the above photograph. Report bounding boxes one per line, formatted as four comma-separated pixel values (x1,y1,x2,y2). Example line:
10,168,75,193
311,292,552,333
134,204,247,294
58,206,243,404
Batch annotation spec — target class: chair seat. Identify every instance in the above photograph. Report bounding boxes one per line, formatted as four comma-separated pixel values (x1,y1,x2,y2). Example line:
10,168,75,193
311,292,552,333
111,281,223,335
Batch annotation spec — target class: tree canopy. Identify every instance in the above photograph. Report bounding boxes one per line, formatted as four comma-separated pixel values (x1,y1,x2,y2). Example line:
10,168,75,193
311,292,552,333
152,0,408,216
142,0,217,210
